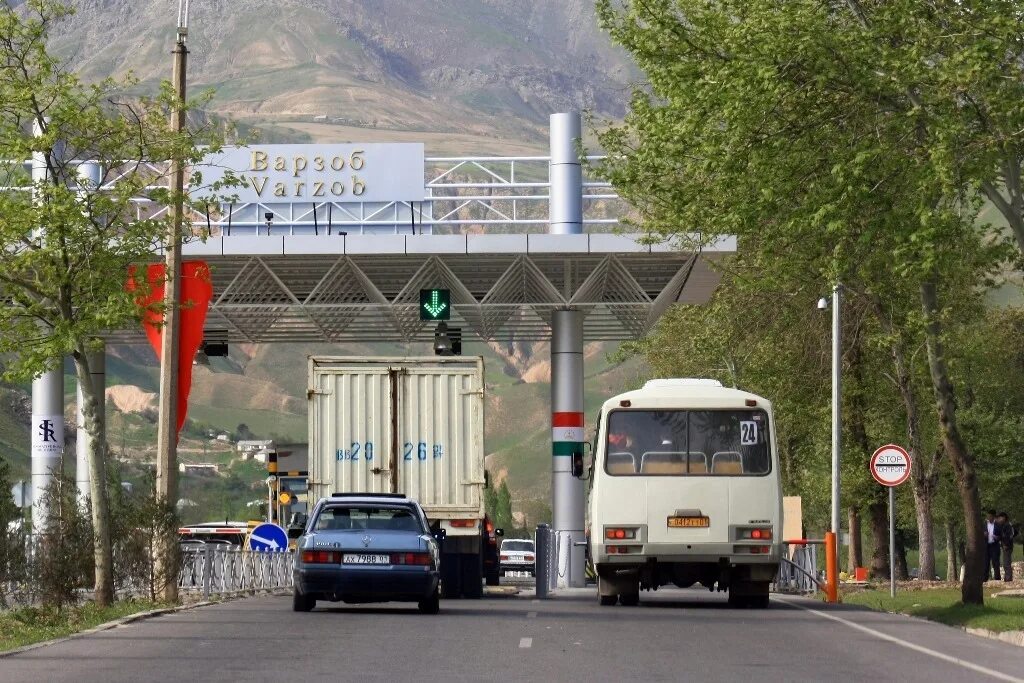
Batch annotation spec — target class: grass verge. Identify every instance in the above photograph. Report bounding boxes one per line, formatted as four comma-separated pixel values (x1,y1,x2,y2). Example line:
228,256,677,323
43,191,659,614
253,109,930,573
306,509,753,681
844,587,1024,632
0,599,165,652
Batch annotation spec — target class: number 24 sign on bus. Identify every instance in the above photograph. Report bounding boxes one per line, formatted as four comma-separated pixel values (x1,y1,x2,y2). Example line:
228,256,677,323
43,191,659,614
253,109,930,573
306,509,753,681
869,444,912,487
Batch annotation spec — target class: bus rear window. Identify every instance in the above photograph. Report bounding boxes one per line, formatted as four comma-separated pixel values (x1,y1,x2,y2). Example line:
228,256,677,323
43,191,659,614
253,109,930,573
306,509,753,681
604,409,771,476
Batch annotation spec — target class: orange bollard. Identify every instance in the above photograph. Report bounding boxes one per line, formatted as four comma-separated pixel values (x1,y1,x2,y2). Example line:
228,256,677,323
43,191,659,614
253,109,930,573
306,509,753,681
824,531,839,603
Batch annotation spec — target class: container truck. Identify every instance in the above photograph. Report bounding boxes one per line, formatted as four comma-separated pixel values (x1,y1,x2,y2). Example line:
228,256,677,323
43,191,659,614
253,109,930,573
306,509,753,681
307,356,488,598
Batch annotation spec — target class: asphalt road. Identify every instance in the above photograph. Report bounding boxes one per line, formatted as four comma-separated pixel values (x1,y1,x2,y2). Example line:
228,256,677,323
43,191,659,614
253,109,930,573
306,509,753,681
2,588,1023,683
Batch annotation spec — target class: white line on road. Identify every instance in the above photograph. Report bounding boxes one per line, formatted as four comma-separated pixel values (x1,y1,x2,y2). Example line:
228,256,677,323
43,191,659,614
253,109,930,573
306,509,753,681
777,598,1023,683
519,638,533,649
527,611,537,618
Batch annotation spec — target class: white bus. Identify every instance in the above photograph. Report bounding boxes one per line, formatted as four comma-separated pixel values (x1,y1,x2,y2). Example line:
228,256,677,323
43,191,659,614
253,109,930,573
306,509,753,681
585,379,782,608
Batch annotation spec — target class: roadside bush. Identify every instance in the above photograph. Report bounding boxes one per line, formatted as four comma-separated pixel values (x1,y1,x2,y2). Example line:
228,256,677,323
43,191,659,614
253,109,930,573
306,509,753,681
30,471,94,609
108,468,180,602
0,457,29,607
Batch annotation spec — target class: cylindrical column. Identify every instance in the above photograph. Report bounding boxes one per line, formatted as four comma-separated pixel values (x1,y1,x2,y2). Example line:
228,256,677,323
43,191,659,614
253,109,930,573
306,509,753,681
551,310,585,588
549,112,583,235
830,284,842,544
75,161,105,503
267,450,279,523
30,118,65,532
75,343,105,501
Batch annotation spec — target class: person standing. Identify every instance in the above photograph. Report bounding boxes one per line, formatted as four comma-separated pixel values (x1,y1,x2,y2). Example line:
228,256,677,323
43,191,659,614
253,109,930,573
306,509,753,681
997,512,1016,583
986,510,1001,581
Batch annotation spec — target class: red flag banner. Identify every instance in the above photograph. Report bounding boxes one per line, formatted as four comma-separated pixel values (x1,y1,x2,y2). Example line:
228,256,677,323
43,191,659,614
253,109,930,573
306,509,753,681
127,261,213,438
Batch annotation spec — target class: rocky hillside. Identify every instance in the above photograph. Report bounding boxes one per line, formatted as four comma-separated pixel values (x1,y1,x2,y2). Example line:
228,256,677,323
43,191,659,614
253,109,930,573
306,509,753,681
48,0,634,152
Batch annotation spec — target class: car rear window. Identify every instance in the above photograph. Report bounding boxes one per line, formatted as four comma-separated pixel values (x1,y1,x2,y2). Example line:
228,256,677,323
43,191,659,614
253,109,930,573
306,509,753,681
314,506,423,533
502,540,534,552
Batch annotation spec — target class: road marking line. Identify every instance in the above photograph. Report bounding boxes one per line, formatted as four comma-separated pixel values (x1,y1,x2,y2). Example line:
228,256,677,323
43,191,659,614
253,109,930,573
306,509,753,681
519,637,533,649
777,598,1023,683
527,611,537,618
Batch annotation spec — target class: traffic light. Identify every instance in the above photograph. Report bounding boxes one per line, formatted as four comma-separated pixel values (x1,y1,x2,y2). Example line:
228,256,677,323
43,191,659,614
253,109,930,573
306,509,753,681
420,288,450,321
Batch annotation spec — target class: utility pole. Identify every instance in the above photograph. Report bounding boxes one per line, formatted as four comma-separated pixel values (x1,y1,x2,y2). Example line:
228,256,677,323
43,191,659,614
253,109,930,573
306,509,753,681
155,0,189,603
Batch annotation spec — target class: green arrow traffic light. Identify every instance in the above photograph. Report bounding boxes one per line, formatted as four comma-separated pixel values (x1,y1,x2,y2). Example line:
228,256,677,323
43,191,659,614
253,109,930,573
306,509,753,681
419,289,450,320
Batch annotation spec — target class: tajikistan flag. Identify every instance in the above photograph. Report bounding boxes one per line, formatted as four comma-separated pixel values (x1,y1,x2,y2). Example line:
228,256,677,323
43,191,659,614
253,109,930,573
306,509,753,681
552,412,584,456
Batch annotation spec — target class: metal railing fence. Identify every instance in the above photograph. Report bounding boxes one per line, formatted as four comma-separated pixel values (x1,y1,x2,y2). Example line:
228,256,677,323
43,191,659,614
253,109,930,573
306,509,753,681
179,547,293,599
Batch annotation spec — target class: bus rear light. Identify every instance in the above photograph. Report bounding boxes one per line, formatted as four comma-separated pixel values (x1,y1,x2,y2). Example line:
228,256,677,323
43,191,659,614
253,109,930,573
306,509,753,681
738,527,773,540
301,550,340,564
607,545,637,554
605,527,637,540
750,528,772,540
450,519,476,528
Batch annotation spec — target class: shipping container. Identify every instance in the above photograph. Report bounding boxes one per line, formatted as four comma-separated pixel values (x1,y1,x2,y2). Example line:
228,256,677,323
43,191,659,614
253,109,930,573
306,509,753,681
308,356,488,597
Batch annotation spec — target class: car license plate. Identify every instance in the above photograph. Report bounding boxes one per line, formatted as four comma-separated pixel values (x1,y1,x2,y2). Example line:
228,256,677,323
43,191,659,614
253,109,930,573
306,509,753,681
342,554,390,565
667,516,709,528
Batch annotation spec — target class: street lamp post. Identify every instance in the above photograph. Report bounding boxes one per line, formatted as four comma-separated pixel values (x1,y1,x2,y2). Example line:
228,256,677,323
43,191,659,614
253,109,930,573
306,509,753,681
818,283,842,603
155,0,189,603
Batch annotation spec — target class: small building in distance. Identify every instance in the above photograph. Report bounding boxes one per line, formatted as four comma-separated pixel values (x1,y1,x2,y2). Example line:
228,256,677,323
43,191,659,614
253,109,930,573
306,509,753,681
237,440,275,459
178,462,220,476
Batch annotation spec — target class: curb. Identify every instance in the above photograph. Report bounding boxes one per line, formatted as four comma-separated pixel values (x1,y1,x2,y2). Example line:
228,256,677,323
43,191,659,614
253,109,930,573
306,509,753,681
965,627,1024,648
0,590,287,659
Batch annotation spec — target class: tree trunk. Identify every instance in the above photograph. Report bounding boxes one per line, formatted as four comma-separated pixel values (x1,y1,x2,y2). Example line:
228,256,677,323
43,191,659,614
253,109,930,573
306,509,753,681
872,297,937,583
913,490,936,580
921,281,985,604
869,501,889,579
848,506,862,572
73,347,114,606
945,520,958,582
894,528,909,581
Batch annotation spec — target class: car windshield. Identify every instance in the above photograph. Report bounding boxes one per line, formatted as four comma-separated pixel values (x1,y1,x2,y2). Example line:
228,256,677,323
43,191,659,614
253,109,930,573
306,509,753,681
605,409,771,476
314,506,423,532
502,541,534,552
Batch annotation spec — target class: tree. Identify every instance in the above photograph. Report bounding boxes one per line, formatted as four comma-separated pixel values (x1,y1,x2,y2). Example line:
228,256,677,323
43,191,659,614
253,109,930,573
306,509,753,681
0,1,232,605
595,0,1013,603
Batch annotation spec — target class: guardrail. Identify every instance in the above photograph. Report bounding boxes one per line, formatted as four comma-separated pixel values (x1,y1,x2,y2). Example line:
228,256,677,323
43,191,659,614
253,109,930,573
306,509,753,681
179,547,293,599
775,540,824,594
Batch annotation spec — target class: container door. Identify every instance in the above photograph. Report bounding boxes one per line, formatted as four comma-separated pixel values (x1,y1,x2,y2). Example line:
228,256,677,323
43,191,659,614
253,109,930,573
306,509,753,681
313,366,393,496
395,364,483,515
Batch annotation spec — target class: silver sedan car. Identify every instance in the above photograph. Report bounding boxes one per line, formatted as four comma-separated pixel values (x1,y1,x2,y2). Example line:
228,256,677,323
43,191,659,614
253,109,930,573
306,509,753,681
292,493,441,614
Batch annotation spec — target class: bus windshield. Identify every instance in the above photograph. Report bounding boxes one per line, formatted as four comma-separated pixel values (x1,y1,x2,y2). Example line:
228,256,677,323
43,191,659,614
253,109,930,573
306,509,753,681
604,409,771,476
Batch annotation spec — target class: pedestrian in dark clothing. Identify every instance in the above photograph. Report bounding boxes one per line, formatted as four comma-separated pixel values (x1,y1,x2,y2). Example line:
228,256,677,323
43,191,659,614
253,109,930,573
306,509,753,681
997,512,1016,582
985,509,1001,581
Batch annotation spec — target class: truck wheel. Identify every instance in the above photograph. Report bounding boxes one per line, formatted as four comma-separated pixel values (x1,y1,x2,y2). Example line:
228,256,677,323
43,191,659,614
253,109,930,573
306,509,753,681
599,594,618,606
620,592,640,607
461,552,483,599
441,553,462,599
485,566,500,586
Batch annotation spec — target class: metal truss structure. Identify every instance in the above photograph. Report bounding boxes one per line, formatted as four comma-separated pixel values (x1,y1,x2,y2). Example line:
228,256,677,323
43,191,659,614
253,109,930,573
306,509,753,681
9,154,732,343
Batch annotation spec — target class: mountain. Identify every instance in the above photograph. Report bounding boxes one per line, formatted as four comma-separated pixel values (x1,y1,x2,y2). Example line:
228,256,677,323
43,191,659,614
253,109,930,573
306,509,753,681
48,0,635,153
0,1,647,522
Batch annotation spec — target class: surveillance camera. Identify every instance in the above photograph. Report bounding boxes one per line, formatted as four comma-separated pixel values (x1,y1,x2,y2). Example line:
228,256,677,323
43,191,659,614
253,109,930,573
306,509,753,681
817,297,829,310
264,212,274,222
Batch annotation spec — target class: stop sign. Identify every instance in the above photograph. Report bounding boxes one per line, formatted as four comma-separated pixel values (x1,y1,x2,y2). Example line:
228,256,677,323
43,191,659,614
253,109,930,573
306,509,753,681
869,444,912,487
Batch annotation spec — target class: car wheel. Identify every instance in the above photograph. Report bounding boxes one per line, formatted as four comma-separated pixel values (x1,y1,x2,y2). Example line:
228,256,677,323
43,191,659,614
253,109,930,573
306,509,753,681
418,589,440,615
292,589,314,612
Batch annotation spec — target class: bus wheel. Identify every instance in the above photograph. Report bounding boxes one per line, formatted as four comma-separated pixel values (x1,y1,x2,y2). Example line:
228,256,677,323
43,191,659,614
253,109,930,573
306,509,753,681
597,575,618,606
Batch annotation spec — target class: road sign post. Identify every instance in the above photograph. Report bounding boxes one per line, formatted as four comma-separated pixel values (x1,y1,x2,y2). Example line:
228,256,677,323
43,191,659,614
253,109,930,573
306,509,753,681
869,444,912,598
248,522,288,552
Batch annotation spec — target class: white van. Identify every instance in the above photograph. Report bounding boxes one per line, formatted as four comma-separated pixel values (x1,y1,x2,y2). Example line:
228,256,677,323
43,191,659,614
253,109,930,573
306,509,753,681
585,379,782,608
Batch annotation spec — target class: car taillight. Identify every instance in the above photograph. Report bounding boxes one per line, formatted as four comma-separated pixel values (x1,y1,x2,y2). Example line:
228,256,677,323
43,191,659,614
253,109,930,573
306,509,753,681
500,554,510,561
450,519,476,528
525,555,535,562
605,527,637,540
301,550,339,564
391,552,432,566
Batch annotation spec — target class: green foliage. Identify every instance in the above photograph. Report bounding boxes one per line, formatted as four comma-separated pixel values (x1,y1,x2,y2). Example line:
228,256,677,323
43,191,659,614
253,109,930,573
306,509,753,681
845,587,1024,633
32,471,94,609
0,599,161,653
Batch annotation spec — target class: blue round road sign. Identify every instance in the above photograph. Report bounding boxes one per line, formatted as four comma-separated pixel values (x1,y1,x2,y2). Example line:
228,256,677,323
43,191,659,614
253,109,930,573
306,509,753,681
249,523,288,552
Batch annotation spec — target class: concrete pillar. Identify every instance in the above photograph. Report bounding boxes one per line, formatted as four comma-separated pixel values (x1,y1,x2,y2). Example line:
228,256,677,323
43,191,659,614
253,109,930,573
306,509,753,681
551,310,586,588
76,344,105,501
549,112,586,587
75,162,106,502
30,118,65,531
549,112,583,235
